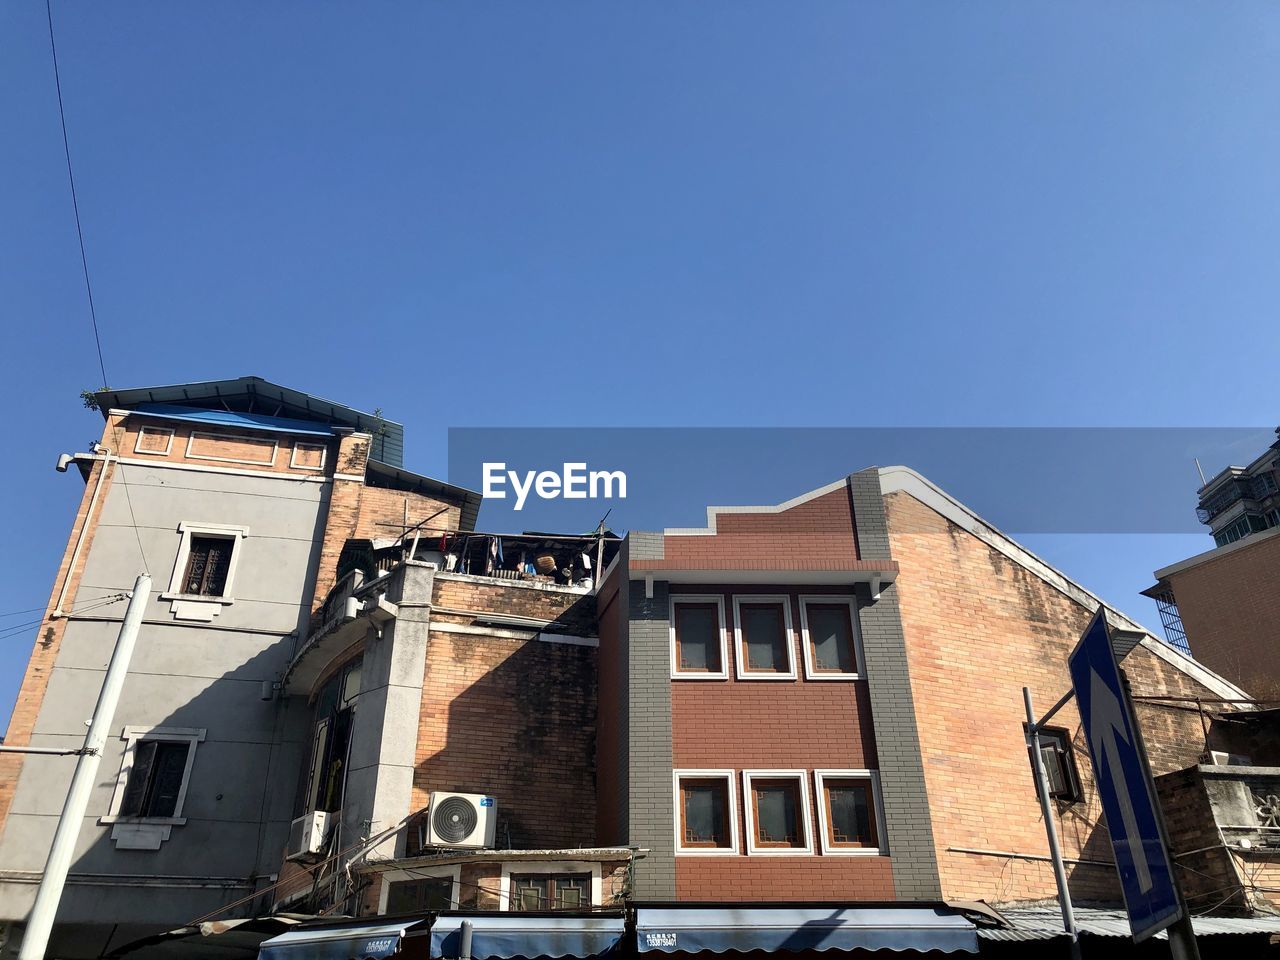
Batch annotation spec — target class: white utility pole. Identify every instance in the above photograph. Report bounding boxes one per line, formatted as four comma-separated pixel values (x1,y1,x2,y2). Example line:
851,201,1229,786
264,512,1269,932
18,573,150,960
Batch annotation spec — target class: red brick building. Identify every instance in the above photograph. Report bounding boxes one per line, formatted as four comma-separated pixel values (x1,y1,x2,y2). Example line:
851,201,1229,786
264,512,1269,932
1144,527,1280,702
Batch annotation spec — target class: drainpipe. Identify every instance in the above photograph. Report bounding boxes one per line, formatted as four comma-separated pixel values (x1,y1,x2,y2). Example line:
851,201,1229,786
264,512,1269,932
459,920,473,960
53,447,114,619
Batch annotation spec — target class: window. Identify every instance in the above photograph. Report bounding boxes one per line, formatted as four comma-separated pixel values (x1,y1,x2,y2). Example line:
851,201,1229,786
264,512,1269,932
815,770,887,855
378,866,460,913
163,522,249,615
300,657,363,816
743,770,812,855
119,740,191,818
510,873,592,910
183,536,234,596
1267,508,1280,529
1027,726,1083,804
669,595,728,679
103,726,205,831
673,770,738,854
800,597,863,679
1214,514,1262,547
733,596,796,679
385,876,454,913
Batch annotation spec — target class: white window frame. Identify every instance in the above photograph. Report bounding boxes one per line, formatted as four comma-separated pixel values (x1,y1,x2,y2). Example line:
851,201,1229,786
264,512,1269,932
669,595,729,680
133,425,175,457
673,769,739,856
732,595,797,680
100,726,206,826
378,864,462,913
743,769,814,856
799,596,864,680
814,769,888,856
290,441,328,471
499,861,603,911
162,521,250,604
185,431,279,466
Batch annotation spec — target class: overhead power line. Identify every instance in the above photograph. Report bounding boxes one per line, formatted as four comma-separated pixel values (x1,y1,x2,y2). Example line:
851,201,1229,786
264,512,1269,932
43,1,150,576
45,0,107,388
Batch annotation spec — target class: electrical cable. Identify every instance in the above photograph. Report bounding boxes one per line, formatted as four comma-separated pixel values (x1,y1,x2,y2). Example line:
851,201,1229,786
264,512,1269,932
44,0,106,388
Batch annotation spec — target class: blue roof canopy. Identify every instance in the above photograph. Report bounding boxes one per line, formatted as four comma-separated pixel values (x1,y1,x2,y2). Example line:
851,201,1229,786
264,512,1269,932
128,403,335,437
258,919,430,960
430,914,625,959
634,906,978,955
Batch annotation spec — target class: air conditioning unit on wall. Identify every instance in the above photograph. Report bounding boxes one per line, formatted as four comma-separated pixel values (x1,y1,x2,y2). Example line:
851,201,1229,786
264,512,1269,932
286,811,330,860
423,792,497,849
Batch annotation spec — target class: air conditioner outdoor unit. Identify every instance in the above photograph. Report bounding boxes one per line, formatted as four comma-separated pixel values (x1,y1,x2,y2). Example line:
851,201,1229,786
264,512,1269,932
286,810,330,861
423,792,497,850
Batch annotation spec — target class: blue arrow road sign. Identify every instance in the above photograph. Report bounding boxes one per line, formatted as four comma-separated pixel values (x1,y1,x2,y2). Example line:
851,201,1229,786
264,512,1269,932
1068,608,1181,942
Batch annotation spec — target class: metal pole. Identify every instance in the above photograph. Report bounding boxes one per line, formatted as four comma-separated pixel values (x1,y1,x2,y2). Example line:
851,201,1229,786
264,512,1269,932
459,919,474,960
1024,687,1082,960
18,573,150,960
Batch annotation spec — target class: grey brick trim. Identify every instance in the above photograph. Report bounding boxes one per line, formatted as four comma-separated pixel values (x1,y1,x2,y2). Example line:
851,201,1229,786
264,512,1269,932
849,470,942,899
849,468,891,560
627,577,675,899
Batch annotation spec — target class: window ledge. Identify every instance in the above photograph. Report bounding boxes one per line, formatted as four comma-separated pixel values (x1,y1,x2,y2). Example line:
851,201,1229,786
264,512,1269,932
671,672,730,681
160,592,235,605
99,816,187,826
804,673,863,681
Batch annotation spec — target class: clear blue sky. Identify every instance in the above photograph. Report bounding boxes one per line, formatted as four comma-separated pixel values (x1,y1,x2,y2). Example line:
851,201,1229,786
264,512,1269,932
2,2,1278,731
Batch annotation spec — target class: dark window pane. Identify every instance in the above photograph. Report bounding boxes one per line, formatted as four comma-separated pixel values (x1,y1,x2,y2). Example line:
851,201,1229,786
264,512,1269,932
512,876,547,912
827,780,876,847
555,877,588,908
184,536,234,596
681,779,729,847
740,604,788,672
120,740,191,819
146,742,190,817
386,877,451,913
676,603,721,671
754,780,801,846
119,740,157,817
807,604,856,672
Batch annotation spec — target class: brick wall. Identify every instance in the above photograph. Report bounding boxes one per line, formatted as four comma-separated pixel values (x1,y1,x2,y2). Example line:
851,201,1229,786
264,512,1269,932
1165,532,1280,701
310,434,466,610
1155,768,1248,914
0,417,120,842
670,584,890,900
412,579,598,850
116,415,338,479
885,490,1225,906
595,564,629,846
662,487,859,565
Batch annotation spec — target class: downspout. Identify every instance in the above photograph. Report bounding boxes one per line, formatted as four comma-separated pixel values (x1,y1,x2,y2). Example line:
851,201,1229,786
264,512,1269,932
53,447,113,619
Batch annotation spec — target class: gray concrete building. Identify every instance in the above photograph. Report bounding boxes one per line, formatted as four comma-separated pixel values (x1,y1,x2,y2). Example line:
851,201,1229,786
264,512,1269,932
0,379,478,958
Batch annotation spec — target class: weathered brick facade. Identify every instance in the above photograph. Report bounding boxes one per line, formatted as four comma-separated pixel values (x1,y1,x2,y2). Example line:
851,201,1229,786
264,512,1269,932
412,576,599,851
885,489,1234,906
1156,531,1280,701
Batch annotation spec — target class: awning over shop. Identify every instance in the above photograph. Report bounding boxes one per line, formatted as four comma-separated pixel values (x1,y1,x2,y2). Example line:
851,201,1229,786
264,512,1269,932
634,906,979,955
430,914,626,959
258,919,430,960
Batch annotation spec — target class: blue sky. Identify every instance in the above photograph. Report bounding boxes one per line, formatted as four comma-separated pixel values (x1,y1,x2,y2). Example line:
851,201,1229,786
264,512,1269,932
2,2,1278,730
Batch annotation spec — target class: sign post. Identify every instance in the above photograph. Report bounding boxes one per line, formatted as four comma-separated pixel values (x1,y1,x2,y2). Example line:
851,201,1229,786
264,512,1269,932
1068,607,1199,957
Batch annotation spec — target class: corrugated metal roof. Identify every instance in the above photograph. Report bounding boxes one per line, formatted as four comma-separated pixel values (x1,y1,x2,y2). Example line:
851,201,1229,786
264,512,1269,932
980,907,1280,940
96,377,405,467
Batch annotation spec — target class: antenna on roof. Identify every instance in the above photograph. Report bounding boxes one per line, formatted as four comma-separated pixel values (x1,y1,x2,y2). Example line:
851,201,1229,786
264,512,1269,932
1194,458,1207,486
